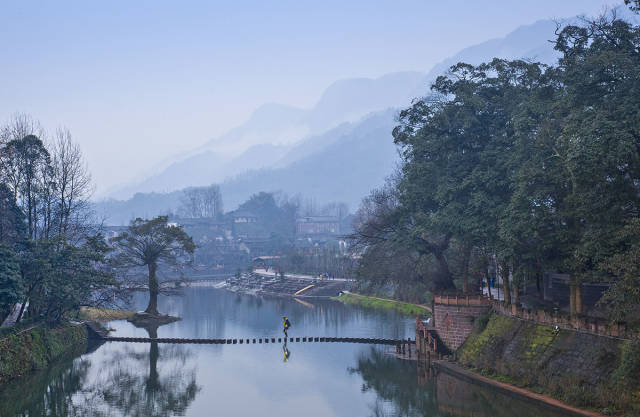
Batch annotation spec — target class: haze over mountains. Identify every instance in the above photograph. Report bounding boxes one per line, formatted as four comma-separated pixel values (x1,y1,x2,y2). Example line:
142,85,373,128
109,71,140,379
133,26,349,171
97,18,561,225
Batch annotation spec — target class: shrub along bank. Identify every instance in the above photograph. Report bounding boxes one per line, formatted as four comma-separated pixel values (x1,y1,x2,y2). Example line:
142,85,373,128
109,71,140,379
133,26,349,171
0,322,87,384
457,313,640,416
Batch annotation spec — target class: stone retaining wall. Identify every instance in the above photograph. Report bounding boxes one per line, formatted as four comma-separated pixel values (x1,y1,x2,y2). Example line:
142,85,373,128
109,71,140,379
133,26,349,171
432,296,491,351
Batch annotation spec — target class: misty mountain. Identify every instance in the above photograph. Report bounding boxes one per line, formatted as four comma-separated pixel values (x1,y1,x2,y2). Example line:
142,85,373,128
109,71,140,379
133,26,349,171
219,109,398,210
107,71,426,200
97,17,568,224
423,19,560,83
95,111,397,225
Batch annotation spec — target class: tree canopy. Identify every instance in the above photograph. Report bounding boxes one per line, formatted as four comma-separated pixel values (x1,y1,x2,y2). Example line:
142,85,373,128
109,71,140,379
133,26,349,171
352,13,640,321
111,216,196,316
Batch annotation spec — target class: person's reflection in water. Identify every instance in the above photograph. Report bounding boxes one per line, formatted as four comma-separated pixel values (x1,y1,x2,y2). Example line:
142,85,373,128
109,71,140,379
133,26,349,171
282,343,291,362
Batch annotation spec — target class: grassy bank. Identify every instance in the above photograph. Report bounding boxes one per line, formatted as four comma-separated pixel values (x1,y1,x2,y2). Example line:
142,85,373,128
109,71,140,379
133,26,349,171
76,306,135,322
458,312,640,416
0,322,87,384
332,293,430,317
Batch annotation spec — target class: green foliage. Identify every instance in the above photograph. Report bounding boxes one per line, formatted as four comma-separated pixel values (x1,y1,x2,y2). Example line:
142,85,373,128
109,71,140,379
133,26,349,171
459,313,640,414
614,341,640,386
111,215,196,267
599,219,640,330
353,13,640,312
0,323,87,384
473,311,491,333
19,235,116,323
0,244,23,318
0,183,25,244
111,215,196,315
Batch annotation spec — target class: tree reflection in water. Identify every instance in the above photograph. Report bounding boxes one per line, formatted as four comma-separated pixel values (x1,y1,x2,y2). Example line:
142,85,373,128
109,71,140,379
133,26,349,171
0,354,90,416
79,322,201,416
350,348,569,417
349,348,438,417
0,322,201,416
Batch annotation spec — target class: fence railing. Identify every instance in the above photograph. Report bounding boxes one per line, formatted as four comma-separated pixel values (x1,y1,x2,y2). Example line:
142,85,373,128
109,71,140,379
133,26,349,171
491,300,637,340
432,294,492,307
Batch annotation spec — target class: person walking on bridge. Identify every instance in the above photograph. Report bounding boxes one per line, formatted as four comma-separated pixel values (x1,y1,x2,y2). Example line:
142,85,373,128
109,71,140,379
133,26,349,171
283,316,291,338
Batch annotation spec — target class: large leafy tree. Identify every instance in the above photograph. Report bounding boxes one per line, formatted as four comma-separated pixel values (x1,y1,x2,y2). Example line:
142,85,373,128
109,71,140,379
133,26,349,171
0,135,50,239
17,236,114,323
0,244,23,322
546,16,640,313
353,12,640,315
111,216,196,316
599,219,640,330
0,183,25,244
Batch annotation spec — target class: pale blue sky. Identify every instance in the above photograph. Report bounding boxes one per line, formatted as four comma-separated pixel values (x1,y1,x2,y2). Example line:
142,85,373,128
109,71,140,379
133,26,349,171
0,0,619,193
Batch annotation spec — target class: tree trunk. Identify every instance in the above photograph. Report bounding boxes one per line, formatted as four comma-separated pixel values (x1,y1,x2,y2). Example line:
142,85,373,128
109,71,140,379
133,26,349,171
569,283,576,316
433,250,455,291
146,326,160,392
575,283,583,315
16,297,28,323
513,283,519,307
500,262,511,306
461,243,472,294
145,262,160,315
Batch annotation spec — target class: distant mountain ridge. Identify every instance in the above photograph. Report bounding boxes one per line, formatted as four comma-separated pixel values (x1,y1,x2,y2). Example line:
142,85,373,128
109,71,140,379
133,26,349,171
96,17,567,224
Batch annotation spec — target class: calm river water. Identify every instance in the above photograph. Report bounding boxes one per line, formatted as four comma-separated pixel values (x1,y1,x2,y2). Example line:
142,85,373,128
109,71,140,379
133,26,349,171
0,288,572,416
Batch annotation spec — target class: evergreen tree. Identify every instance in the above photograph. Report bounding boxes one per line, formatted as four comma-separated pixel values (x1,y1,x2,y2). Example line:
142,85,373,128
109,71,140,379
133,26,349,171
111,216,196,316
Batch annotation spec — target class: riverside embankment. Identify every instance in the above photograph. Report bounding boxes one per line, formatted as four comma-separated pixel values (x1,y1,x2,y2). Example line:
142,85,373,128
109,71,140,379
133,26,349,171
0,322,88,384
456,312,640,416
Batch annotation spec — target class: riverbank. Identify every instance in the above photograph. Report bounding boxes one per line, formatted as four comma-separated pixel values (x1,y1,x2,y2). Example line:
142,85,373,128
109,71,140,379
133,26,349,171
333,293,431,317
224,273,347,297
433,360,607,417
0,322,87,384
456,312,640,416
76,306,135,321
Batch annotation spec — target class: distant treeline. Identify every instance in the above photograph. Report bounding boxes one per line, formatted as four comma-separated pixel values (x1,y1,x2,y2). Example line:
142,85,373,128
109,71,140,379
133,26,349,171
351,13,640,328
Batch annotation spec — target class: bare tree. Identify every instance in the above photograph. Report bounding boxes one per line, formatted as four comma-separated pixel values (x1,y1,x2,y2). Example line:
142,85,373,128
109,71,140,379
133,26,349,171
179,185,223,218
51,128,93,240
0,113,45,146
202,184,223,218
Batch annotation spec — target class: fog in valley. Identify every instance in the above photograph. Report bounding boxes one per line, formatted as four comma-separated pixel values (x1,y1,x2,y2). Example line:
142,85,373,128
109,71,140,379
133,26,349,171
3,2,640,417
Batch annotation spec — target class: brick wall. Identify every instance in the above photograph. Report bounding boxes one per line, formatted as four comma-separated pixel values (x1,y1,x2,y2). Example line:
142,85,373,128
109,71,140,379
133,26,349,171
433,303,491,351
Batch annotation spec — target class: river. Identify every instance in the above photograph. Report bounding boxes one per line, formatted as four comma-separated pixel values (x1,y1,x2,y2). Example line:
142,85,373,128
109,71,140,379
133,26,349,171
0,288,572,416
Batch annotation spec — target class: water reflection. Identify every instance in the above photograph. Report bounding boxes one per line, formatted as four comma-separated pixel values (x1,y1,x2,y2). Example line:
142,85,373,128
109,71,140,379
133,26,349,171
351,348,570,417
81,323,200,416
0,289,574,417
0,355,89,417
282,343,291,362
